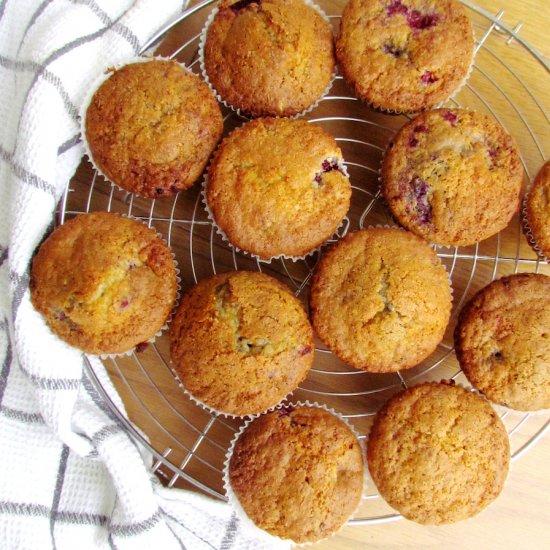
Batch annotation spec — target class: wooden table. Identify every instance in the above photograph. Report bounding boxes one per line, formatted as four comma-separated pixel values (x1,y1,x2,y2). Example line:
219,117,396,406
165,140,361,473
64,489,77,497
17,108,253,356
68,0,550,548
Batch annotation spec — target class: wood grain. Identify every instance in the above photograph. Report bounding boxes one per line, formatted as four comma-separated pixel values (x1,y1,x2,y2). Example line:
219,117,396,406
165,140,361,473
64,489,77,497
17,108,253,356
66,0,550,548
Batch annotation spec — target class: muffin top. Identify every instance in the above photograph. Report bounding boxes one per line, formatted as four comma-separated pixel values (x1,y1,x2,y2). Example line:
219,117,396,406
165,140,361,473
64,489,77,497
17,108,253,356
170,271,314,416
455,273,550,411
203,0,335,117
336,0,474,112
85,59,223,198
228,405,364,542
30,212,177,355
367,381,510,524
310,227,451,372
206,118,351,259
526,160,550,259
382,109,523,246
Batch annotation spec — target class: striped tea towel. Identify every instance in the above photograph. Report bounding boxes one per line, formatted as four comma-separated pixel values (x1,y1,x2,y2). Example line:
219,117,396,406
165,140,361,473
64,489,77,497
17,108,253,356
0,1,291,548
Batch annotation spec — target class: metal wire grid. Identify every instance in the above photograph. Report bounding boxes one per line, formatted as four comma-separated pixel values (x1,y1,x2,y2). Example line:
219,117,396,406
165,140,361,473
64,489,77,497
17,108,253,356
59,0,550,525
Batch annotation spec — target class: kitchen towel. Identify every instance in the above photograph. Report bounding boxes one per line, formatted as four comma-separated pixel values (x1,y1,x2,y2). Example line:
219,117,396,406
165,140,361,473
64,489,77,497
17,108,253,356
0,1,290,549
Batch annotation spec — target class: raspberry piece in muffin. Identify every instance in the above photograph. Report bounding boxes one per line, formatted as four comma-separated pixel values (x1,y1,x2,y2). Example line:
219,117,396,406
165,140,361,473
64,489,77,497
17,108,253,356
337,0,474,112
382,109,523,246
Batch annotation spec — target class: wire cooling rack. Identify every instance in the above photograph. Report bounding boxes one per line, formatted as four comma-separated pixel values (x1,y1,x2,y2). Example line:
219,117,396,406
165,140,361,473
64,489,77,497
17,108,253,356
59,0,550,525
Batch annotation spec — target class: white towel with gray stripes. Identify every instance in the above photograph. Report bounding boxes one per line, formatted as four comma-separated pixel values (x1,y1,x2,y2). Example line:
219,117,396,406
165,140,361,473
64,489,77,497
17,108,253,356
0,1,291,549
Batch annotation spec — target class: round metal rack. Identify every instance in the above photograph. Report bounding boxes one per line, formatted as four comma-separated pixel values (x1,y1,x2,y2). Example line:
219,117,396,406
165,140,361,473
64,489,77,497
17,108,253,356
60,0,550,525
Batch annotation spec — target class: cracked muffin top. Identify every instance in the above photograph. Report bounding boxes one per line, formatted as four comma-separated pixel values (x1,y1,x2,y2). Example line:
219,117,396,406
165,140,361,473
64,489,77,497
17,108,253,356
526,160,550,259
228,405,364,542
455,273,550,411
382,109,523,246
84,59,223,198
336,0,474,112
202,0,335,117
206,117,351,260
310,227,451,373
169,271,314,416
30,212,178,355
367,381,510,524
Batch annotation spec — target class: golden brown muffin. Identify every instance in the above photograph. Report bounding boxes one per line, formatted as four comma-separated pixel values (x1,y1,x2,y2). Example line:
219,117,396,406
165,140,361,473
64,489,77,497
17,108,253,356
30,212,177,355
228,405,364,542
206,118,351,259
202,0,335,117
367,381,510,524
455,273,550,411
85,59,223,198
170,272,314,416
526,160,550,259
310,227,451,373
336,0,474,112
382,109,523,246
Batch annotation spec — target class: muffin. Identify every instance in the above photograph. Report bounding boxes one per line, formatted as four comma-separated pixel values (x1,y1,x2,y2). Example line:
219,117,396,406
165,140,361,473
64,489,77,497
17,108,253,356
525,160,550,259
206,118,351,260
227,404,364,543
202,0,335,117
382,109,523,246
455,273,550,411
170,271,314,416
310,227,451,373
84,58,223,198
336,0,474,112
367,381,510,524
30,212,177,355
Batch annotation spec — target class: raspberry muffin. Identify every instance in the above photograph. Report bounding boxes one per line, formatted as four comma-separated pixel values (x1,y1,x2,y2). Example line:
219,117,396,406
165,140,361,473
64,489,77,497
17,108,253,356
336,0,474,112
455,273,550,411
310,227,452,372
525,160,550,259
30,212,178,355
227,404,364,543
84,59,223,198
206,118,351,260
368,381,510,524
202,0,335,117
170,272,314,416
382,109,523,246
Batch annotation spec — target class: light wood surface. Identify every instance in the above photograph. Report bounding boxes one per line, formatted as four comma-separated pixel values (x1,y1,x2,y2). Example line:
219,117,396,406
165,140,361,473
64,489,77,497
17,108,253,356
67,1,550,548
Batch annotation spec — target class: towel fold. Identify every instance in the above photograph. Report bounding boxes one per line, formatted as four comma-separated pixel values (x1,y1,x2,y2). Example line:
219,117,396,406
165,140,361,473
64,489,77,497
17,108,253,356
0,1,290,548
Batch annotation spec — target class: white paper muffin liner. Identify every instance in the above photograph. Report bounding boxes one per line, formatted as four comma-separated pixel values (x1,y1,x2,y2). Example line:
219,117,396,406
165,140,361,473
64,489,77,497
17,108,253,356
198,1,337,120
223,401,367,546
79,55,211,199
177,381,298,420
93,212,181,359
201,119,351,263
521,184,549,263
